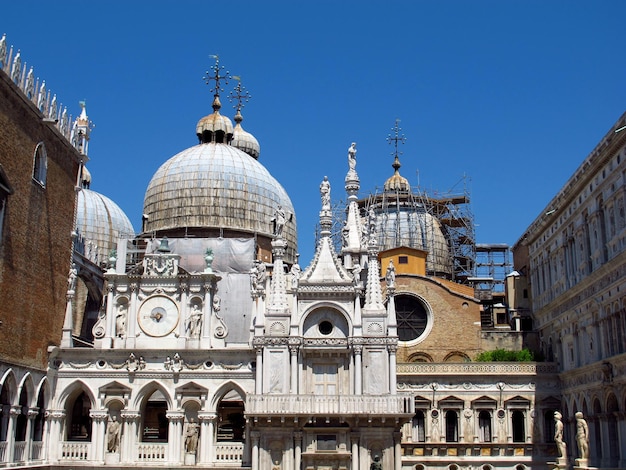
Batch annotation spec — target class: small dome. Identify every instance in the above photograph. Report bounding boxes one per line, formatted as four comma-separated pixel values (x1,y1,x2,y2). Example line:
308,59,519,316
196,95,233,144
384,155,409,192
143,142,297,249
231,109,260,159
76,188,135,261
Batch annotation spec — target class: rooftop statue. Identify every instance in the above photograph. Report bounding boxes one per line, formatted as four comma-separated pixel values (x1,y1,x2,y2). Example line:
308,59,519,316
348,142,357,171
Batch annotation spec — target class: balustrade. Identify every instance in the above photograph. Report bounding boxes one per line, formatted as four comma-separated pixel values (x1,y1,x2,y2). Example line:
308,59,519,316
61,442,90,460
136,443,167,462
248,394,413,415
13,441,26,462
214,442,244,462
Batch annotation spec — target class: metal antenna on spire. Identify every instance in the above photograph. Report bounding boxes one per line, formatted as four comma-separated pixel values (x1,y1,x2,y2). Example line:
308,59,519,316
203,54,230,96
228,76,251,112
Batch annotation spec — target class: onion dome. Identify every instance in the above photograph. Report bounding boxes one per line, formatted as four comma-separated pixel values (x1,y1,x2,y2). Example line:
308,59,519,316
196,95,233,144
76,182,135,263
384,155,410,192
231,109,260,159
142,142,297,250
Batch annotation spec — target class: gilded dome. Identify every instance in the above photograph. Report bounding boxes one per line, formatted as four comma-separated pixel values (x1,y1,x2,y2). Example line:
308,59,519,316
142,142,297,249
76,188,135,262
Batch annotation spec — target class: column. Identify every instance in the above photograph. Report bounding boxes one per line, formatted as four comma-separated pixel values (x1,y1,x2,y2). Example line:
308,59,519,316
126,282,138,348
179,282,189,347
5,405,20,463
200,280,213,348
389,345,397,395
294,431,302,470
251,430,260,470
103,283,115,348
46,410,66,462
289,345,298,394
120,411,140,463
255,347,263,394
25,408,38,461
198,412,216,464
616,411,626,469
354,345,362,395
90,410,108,462
599,414,610,467
393,431,402,470
350,432,359,470
166,411,184,463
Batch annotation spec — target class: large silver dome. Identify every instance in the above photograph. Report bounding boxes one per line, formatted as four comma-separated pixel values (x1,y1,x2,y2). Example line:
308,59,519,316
142,142,297,249
76,188,136,262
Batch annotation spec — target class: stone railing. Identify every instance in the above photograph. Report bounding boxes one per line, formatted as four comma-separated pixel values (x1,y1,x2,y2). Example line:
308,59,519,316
13,441,26,462
137,443,167,462
247,394,414,416
0,441,6,462
401,441,535,460
214,443,244,463
397,362,558,375
31,441,44,460
61,441,90,460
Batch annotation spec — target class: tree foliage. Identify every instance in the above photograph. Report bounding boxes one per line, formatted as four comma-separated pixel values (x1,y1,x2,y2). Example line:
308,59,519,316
474,348,535,362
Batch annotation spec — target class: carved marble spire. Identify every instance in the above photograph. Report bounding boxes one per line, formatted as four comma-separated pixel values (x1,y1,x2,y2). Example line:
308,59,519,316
343,142,366,264
266,238,289,315
362,241,385,313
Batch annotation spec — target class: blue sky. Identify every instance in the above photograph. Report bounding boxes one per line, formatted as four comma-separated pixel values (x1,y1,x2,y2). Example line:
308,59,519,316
3,1,625,264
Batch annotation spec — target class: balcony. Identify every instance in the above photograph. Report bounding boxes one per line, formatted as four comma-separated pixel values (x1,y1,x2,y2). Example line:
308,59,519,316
247,394,414,417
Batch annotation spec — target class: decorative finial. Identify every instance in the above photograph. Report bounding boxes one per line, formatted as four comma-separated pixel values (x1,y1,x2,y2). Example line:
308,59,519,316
387,119,406,172
229,76,251,115
203,55,230,110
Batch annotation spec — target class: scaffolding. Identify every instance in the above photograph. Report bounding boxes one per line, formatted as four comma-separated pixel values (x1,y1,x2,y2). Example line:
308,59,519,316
326,177,476,284
472,243,511,295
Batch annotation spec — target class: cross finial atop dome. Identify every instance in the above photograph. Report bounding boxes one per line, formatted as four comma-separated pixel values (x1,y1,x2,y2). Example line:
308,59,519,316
229,76,251,119
387,118,406,172
203,55,230,111
384,119,410,192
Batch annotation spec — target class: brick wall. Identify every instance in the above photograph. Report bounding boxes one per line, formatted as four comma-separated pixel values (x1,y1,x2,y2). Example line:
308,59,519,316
0,72,81,370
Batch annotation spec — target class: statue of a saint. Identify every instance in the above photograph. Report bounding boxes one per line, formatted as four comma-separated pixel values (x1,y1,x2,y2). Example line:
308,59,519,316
554,411,566,459
68,263,78,292
386,260,396,288
320,176,331,210
290,261,301,289
348,142,357,171
184,418,199,454
575,411,589,460
107,416,121,453
115,303,127,338
186,304,203,339
273,205,286,237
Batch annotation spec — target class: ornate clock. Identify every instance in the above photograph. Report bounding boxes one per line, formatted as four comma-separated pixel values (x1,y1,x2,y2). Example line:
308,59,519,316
138,295,179,337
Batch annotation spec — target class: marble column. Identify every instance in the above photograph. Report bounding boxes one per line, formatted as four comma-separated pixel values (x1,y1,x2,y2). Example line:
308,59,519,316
394,431,402,470
255,347,263,394
389,344,397,395
103,283,116,348
350,432,359,470
5,405,20,463
166,411,184,464
294,431,302,470
46,410,66,462
25,408,38,461
120,411,140,463
354,345,363,395
90,409,108,462
251,430,260,470
198,412,216,464
289,345,299,394
126,282,138,348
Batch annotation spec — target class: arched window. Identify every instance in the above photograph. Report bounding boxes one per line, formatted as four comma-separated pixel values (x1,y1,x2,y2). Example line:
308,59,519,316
68,391,91,441
216,390,245,442
32,142,47,187
395,294,430,342
141,390,168,442
15,387,28,441
33,387,46,441
445,410,458,442
511,410,525,443
412,410,425,442
478,410,492,442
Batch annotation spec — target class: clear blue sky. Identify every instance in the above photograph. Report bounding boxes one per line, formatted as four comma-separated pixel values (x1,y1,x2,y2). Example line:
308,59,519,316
3,1,625,265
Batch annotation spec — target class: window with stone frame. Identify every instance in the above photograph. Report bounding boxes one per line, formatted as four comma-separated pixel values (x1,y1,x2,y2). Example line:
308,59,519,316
32,142,47,187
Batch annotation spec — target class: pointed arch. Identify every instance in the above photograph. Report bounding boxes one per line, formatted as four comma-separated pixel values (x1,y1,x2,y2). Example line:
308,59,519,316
211,382,247,443
54,380,96,410
0,368,17,403
132,381,174,410
17,372,35,408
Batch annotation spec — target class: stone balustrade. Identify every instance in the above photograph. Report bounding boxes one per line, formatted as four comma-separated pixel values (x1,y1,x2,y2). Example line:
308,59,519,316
214,442,244,462
136,443,167,461
247,393,414,416
60,442,90,460
397,362,557,375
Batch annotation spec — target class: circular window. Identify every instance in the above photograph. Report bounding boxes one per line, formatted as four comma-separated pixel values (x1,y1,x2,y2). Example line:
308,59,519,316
395,294,430,342
318,321,333,335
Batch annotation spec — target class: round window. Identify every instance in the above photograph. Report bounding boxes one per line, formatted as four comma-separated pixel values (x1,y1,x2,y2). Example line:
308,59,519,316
318,320,333,335
395,294,429,342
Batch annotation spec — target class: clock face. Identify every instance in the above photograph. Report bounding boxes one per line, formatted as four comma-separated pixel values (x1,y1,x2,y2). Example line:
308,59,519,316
138,296,179,337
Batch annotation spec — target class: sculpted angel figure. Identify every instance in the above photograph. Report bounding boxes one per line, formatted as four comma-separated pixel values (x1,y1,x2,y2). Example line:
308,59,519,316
320,176,331,210
348,142,357,171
